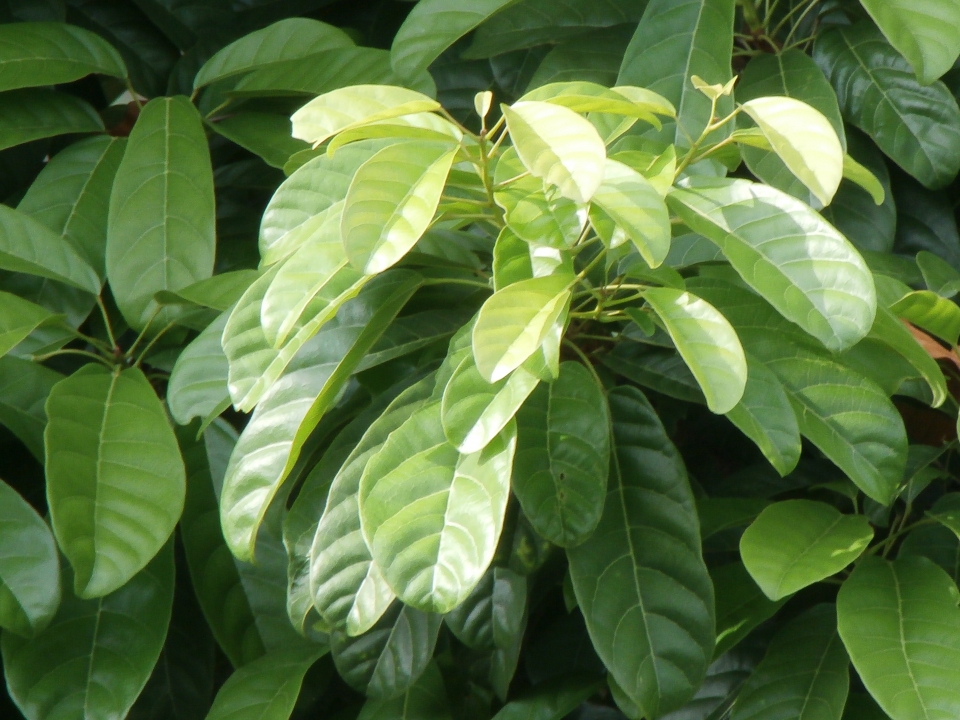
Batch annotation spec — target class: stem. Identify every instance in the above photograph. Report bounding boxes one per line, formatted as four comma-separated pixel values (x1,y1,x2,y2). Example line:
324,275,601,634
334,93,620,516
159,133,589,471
562,339,605,390
135,321,179,367
32,348,114,368
770,0,817,40
421,277,492,291
65,327,113,355
96,295,119,352
674,102,740,177
124,309,160,360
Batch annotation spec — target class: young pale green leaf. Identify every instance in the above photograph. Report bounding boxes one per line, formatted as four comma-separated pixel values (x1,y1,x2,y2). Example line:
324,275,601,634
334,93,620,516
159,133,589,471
193,18,354,89
291,85,440,147
669,177,876,352
567,387,714,718
815,22,960,189
309,377,433,635
512,361,610,548
0,291,56,358
843,153,886,205
472,275,572,383
0,205,100,294
591,159,670,268
519,81,673,128
890,290,960,345
221,272,421,562
0,21,126,91
495,179,585,251
0,479,60,637
740,96,844,206
502,100,606,203
390,0,522,77
357,661,450,720
731,604,849,720
644,287,746,414
17,135,125,278
325,111,463,155
838,557,960,720
1,544,172,720
859,0,960,84
445,566,526,651
441,354,540,454
331,601,442,698
342,141,457,274
359,401,516,614
167,309,230,428
618,0,736,148
106,96,215,331
45,366,185,599
204,646,324,720
0,357,61,462
711,562,784,659
724,355,802,476
740,500,873,601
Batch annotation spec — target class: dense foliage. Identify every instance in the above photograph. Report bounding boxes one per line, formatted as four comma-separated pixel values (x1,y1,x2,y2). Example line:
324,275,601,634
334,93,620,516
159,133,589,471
2,1,960,719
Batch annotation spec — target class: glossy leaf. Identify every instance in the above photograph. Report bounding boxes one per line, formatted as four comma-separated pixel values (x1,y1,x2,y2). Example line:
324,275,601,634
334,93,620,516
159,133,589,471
815,22,960,189
600,342,705,404
838,557,960,720
890,290,960,345
472,275,571,383
740,500,873,601
106,96,215,330
502,100,606,203
45,365,186,598
342,141,456,274
567,387,715,718
0,21,126,90
445,566,526,651
859,0,960,84
512,361,610,547
865,305,948,407
1,544,173,720
668,177,876,352
730,604,849,720
204,647,324,720
644,287,746,414
0,479,60,637
359,400,516,614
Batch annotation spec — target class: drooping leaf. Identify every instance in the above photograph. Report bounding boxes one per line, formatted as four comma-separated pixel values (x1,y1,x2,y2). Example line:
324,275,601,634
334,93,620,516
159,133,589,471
106,96,215,331
512,361,610,548
859,0,960,84
342,140,457,274
815,22,960,189
668,177,876,352
1,544,173,720
730,604,849,720
567,386,715,718
837,556,960,720
0,479,60,637
45,365,186,598
740,500,873,601
0,20,126,91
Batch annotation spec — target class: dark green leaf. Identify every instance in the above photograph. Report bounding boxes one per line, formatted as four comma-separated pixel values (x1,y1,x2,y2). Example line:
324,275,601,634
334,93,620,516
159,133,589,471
0,88,103,152
711,562,783,660
0,356,61,461
357,660,450,720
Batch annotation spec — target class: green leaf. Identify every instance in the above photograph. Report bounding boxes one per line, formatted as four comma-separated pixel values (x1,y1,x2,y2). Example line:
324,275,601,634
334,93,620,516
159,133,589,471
838,556,960,720
865,305,948,407
527,25,633,90
724,355,802,476
0,21,126,91
698,498,769,540
472,275,571,383
814,22,960,189
740,96,844,206
221,272,421,561
0,291,56,358
445,566,527,651
168,309,230,428
730,604,849,720
106,96,215,331
331,601,442,698
843,153,885,205
644,287,746,414
520,81,675,125
567,387,715,718
512,361,610,547
357,661,451,720
390,0,523,77
342,141,457,274
600,342,705,404
204,647,324,720
193,18,354,89
668,177,876,352
359,400,516,614
0,88,103,152
740,500,873,601
900,525,960,585
45,365,185,598
1,543,173,720
157,270,259,313
502,100,606,203
917,250,960,298
618,0,736,148
211,112,310,170
591,159,671,267
18,136,126,279
0,479,60,637
310,378,434,635
0,356,61,461
928,493,960,540
859,0,960,84
890,290,960,345
492,675,602,720
711,562,784,659
291,85,441,147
